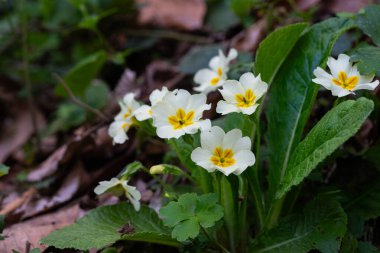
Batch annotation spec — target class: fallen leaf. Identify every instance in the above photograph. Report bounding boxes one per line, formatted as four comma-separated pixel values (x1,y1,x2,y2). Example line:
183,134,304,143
231,19,266,52
27,134,92,182
326,0,371,13
0,204,81,252
0,188,37,216
0,103,45,163
136,0,206,30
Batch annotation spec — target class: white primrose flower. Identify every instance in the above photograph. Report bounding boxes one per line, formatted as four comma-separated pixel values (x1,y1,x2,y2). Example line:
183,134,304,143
94,177,141,211
193,48,238,94
191,126,255,176
216,72,268,115
115,93,140,121
313,54,379,97
134,87,170,121
108,93,140,144
151,89,211,139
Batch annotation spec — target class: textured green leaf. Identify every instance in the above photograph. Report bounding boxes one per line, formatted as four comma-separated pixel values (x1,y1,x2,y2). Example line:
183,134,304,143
356,5,380,47
251,197,347,253
277,98,374,198
351,46,380,76
266,17,355,200
0,164,9,177
41,203,177,250
160,193,223,242
255,23,308,83
55,50,107,96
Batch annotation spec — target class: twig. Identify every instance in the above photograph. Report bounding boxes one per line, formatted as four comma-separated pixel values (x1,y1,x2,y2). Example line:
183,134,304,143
53,73,110,121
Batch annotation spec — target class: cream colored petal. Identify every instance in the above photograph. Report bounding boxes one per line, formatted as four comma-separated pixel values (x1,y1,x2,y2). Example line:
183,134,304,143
240,104,259,115
222,129,242,150
233,136,252,151
200,126,224,151
239,72,256,90
150,87,169,105
233,150,256,174
156,125,184,139
327,54,350,77
216,100,239,115
135,105,152,121
191,148,215,172
312,67,334,90
227,48,238,61
194,69,218,84
354,80,379,91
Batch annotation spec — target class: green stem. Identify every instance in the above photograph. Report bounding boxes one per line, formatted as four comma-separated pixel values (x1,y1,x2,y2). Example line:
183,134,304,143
237,176,248,253
246,114,265,231
264,196,285,230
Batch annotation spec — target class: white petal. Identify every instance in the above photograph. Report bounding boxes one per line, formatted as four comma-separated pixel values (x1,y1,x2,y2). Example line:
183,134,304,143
222,129,242,150
191,148,215,172
240,104,259,115
150,87,169,105
215,166,237,176
187,93,210,118
312,67,334,90
108,121,130,144
330,85,352,97
233,150,256,174
156,125,184,139
194,69,218,84
194,82,217,93
135,105,152,121
359,73,376,84
327,54,350,78
219,80,244,103
216,100,239,115
233,136,252,151
252,79,268,100
239,72,256,90
227,48,238,61
354,80,379,91
200,126,225,151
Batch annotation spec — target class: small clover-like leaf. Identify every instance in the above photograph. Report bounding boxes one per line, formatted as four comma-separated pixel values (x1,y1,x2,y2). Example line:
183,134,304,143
120,161,145,179
351,46,380,76
160,193,224,242
172,219,200,242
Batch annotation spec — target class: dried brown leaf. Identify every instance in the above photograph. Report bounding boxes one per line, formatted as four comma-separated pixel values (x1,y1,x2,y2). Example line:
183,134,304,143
137,0,206,30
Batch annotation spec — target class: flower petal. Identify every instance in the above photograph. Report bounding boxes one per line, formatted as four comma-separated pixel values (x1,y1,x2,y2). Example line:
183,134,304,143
216,100,239,115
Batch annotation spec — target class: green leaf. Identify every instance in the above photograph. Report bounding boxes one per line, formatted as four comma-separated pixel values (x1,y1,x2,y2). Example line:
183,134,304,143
0,164,9,177
0,215,4,240
229,0,254,22
266,17,355,200
251,197,347,253
277,98,374,198
351,46,380,76
212,112,254,137
160,193,223,242
205,1,239,32
356,5,380,47
41,203,178,250
55,51,107,97
84,81,109,110
120,162,145,179
255,23,308,84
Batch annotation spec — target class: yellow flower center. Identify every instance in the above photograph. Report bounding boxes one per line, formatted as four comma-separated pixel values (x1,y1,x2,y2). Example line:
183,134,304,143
210,77,220,86
217,67,223,76
168,108,195,130
210,147,235,167
210,68,223,86
123,109,132,119
121,122,130,130
235,89,256,108
332,71,359,91
149,109,152,115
